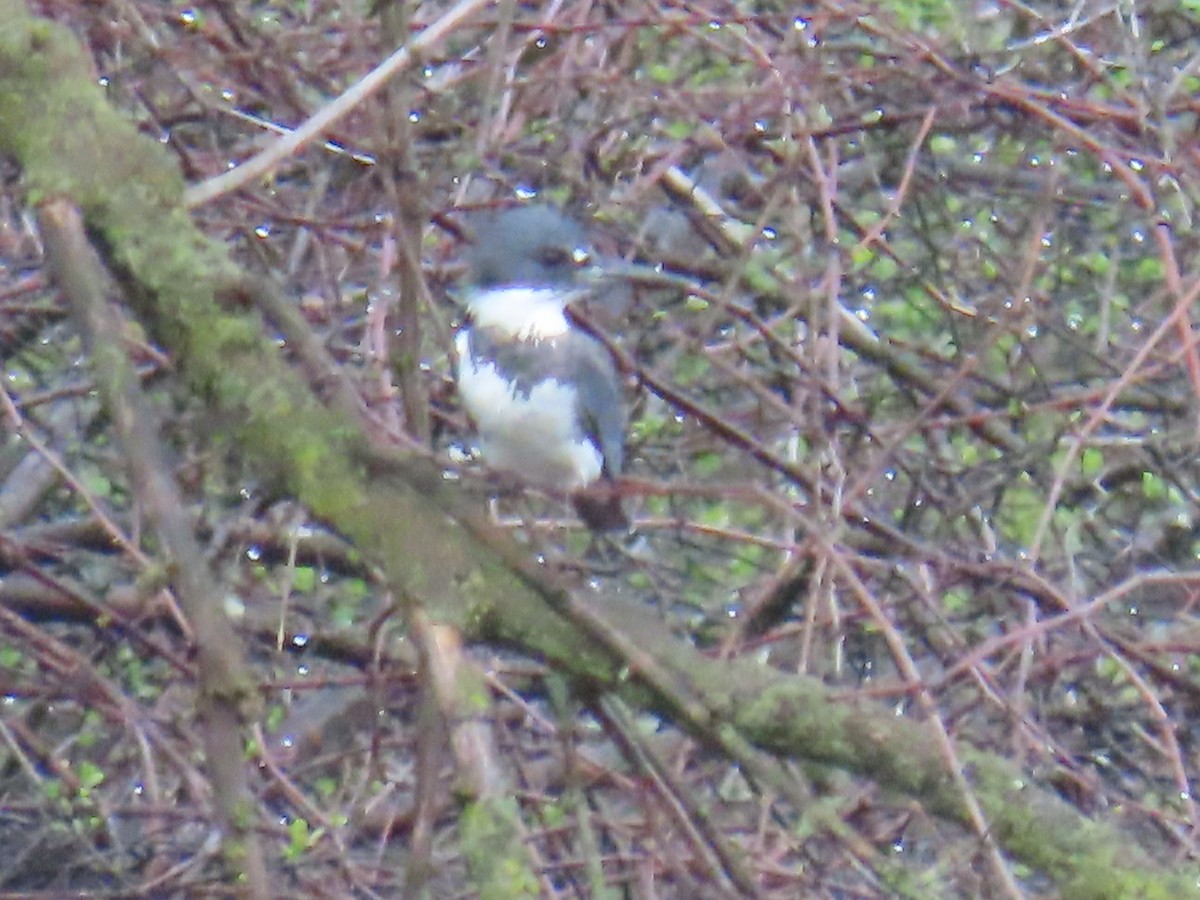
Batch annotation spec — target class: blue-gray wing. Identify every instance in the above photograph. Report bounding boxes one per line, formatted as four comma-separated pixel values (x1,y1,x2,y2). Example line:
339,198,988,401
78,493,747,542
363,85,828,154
567,331,624,478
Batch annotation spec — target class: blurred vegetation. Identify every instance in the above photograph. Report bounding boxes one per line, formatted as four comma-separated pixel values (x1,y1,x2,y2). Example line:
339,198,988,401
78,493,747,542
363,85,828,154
2,0,1200,896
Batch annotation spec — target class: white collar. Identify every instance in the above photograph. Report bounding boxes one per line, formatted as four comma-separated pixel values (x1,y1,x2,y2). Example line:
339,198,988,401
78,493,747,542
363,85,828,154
466,286,575,340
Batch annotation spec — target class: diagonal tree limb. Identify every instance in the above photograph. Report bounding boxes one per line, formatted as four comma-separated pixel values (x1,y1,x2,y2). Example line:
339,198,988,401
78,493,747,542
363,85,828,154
37,199,270,898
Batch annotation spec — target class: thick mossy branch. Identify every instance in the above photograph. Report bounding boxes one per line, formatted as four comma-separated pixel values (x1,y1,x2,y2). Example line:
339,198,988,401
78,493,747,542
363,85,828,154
1,3,1195,894
0,0,495,615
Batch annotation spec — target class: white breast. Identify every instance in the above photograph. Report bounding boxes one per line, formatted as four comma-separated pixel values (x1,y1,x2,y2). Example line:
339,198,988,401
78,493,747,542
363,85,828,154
465,287,572,340
455,330,603,490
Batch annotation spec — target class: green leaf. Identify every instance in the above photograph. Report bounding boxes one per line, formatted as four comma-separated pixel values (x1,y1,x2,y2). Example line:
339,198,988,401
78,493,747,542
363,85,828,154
1133,256,1163,280
646,63,675,83
929,134,957,154
942,588,971,614
292,565,317,592
77,761,105,792
1080,447,1104,476
1142,471,1166,500
315,777,338,799
79,467,114,498
285,817,312,860
663,119,693,140
693,451,723,476
675,353,710,385
996,476,1044,547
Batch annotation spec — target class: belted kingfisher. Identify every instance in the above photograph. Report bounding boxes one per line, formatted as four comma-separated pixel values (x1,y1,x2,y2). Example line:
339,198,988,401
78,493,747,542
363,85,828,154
455,205,627,530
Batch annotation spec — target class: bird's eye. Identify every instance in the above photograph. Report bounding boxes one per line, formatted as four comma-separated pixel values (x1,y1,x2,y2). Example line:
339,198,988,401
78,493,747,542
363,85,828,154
536,246,573,269
536,245,590,270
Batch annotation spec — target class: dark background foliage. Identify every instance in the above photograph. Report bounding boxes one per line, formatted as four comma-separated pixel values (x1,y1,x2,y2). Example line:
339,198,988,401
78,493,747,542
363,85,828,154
2,0,1200,896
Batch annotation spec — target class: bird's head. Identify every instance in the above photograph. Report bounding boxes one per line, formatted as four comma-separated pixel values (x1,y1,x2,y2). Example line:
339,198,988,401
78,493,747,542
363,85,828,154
468,205,596,291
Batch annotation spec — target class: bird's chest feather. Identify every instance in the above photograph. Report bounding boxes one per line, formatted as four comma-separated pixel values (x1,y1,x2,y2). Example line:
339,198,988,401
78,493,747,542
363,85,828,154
455,294,603,488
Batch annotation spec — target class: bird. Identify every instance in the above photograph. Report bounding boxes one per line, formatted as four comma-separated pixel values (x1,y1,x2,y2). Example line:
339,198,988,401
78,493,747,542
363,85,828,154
454,205,627,530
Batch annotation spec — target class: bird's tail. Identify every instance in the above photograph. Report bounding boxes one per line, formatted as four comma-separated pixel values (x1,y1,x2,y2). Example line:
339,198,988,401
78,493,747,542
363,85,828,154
572,486,628,532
